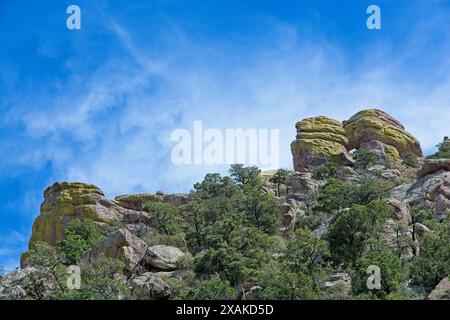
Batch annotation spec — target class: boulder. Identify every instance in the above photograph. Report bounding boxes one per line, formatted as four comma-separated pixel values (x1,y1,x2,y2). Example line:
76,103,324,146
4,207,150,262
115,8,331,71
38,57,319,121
428,277,450,300
291,116,353,172
144,245,185,271
343,109,422,160
83,229,147,272
360,140,402,163
418,159,450,179
129,272,171,299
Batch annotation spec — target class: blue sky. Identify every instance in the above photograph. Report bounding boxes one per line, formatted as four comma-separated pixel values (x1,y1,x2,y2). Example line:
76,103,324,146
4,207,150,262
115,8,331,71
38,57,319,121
1,0,450,270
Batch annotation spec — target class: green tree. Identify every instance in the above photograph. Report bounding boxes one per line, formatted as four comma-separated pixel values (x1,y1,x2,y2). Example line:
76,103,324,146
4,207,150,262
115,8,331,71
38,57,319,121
144,201,181,235
193,278,235,300
428,139,450,159
229,164,261,188
410,223,450,289
56,256,129,300
312,161,343,181
283,228,329,276
28,241,67,299
255,270,317,300
351,241,406,297
326,201,392,264
314,178,354,213
269,168,290,196
351,179,389,205
59,219,102,265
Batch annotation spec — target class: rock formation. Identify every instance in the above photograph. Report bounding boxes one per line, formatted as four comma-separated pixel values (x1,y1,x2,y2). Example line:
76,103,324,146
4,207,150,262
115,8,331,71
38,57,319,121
291,109,423,172
344,109,422,159
291,116,353,172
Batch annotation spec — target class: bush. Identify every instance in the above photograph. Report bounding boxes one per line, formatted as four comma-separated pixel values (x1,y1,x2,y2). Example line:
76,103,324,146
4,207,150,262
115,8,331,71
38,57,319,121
312,161,343,180
354,149,378,169
402,153,420,168
193,278,235,300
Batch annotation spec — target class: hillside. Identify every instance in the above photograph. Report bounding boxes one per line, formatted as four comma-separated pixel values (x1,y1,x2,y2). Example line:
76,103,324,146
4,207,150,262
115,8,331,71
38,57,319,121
1,109,449,300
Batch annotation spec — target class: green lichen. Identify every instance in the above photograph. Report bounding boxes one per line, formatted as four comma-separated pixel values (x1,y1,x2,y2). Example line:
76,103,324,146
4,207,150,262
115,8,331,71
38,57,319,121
384,144,401,162
344,109,421,158
29,183,106,247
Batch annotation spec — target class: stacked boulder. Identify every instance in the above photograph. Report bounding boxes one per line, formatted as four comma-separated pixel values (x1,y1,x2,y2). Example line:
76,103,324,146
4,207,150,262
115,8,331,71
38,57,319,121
291,116,352,172
291,109,423,172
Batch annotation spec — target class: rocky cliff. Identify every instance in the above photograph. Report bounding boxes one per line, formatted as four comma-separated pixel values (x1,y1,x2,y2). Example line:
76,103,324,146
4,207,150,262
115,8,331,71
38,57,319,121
2,108,449,301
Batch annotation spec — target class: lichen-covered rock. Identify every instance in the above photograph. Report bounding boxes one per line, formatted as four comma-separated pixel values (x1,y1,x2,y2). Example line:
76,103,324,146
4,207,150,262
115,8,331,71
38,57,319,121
28,182,125,248
360,140,402,163
343,109,422,159
82,229,148,272
144,245,185,271
291,116,353,172
129,272,171,299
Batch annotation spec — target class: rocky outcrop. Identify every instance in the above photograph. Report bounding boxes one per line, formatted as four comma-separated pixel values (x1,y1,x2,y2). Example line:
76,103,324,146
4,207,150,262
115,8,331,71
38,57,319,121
28,182,125,248
144,245,185,271
397,171,450,220
291,116,353,172
82,229,148,272
343,109,422,160
0,267,58,300
417,159,450,179
428,277,450,300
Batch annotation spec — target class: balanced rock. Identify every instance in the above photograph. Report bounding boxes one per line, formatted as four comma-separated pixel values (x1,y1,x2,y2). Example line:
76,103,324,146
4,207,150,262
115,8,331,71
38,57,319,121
343,109,422,160
291,116,352,172
144,245,185,271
